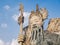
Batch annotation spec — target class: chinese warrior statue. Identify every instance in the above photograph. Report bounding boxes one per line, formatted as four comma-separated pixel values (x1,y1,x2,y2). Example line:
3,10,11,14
17,4,48,45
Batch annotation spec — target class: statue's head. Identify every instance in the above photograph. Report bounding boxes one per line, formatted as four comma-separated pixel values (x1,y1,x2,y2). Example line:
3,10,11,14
28,4,48,33
29,11,43,30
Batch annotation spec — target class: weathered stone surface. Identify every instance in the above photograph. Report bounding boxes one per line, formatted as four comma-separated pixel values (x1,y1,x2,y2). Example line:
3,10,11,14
23,26,60,45
47,18,60,33
43,30,60,45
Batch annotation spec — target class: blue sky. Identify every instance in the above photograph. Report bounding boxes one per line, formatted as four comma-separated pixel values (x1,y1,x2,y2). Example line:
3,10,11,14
0,0,60,44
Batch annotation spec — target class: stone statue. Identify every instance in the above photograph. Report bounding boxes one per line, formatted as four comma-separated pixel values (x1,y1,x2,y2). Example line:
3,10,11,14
17,4,60,45
17,4,48,45
25,4,48,45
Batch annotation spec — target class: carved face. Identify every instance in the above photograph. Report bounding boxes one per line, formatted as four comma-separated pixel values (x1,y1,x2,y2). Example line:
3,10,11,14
30,15,42,29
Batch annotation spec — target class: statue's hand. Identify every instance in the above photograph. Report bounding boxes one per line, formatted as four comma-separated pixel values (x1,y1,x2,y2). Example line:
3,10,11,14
40,8,48,20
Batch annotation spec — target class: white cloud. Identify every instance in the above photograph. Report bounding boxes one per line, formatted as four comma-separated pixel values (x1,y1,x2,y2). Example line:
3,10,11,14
3,5,10,10
10,39,19,45
23,12,30,17
1,23,8,28
23,12,30,26
0,40,4,45
12,12,30,26
12,14,19,22
6,42,10,45
0,39,19,45
12,12,30,21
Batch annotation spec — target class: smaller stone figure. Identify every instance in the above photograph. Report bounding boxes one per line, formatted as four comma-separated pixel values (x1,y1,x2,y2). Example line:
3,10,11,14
47,18,60,34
